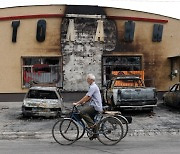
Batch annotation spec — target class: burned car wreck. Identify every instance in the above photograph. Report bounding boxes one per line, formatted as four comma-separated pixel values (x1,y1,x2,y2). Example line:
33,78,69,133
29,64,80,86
163,83,180,108
22,86,63,117
103,75,157,111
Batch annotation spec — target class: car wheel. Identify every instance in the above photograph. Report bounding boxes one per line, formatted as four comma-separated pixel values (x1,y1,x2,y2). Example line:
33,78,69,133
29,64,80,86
146,107,153,112
22,113,31,119
56,110,62,118
102,95,107,106
22,113,26,118
109,97,115,111
163,97,167,106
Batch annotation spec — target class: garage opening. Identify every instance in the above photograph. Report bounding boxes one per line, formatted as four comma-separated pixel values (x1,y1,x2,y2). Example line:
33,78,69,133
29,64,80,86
102,55,142,85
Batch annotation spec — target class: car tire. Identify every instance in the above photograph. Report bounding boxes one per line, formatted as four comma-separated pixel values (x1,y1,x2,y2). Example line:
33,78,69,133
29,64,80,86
109,97,115,111
22,113,31,119
144,107,153,112
102,94,107,106
56,110,62,118
22,113,26,118
148,107,153,112
162,97,167,106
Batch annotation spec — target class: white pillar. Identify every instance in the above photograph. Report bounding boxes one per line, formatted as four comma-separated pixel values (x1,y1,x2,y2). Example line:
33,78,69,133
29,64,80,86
95,20,104,42
66,19,75,42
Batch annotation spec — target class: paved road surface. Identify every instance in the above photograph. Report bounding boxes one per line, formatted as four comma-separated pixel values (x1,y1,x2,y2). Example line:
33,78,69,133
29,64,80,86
0,135,180,154
0,101,180,139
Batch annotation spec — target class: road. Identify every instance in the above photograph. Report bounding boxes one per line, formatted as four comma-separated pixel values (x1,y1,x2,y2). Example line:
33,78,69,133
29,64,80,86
1,101,180,139
0,135,180,154
0,101,180,153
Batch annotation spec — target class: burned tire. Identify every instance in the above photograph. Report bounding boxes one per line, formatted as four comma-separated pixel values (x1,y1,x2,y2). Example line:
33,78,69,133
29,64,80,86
56,109,62,118
144,107,154,112
109,97,116,111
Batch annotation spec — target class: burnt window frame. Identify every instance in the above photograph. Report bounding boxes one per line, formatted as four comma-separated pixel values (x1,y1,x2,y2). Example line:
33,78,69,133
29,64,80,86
27,89,58,99
21,56,63,88
102,55,143,86
170,84,179,92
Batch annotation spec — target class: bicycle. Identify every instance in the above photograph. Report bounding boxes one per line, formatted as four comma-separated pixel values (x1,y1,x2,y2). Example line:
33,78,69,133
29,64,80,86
104,110,130,139
52,105,128,145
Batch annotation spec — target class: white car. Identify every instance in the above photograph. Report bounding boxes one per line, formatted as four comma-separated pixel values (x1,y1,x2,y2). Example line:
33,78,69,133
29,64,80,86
22,86,63,117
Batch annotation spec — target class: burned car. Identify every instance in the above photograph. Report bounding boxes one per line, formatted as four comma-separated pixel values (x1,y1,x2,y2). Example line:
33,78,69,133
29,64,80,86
163,83,180,108
22,86,63,117
103,75,157,111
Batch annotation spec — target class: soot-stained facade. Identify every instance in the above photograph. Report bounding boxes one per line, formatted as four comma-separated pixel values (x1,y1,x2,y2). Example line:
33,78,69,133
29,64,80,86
0,5,179,100
61,6,117,91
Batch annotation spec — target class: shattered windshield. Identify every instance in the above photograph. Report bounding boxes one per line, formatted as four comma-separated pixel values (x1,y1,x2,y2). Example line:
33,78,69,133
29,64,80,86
27,90,58,99
114,79,144,87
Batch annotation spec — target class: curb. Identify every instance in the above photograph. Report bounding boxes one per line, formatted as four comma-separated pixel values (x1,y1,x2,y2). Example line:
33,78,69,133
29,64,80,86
128,129,180,136
0,132,52,140
1,129,180,140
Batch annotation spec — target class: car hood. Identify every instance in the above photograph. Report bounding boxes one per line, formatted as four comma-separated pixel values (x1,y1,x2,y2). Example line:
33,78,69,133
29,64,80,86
23,98,61,108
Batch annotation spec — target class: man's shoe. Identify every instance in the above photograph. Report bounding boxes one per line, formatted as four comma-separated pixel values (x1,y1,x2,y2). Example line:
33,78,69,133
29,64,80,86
89,134,98,140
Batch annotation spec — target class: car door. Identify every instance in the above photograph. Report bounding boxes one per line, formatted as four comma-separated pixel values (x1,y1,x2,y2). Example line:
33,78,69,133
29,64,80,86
164,84,176,105
166,84,179,106
172,83,180,107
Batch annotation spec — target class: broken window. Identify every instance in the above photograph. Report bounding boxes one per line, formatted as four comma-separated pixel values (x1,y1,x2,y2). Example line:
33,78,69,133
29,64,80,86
27,90,58,99
114,79,144,87
102,56,142,85
22,57,62,88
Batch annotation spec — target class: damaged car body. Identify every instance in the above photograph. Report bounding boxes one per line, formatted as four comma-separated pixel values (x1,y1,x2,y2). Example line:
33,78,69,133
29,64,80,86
103,75,157,111
163,83,180,108
22,86,63,117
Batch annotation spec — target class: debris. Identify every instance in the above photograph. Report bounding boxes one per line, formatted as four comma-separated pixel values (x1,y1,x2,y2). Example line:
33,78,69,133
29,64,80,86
1,106,9,110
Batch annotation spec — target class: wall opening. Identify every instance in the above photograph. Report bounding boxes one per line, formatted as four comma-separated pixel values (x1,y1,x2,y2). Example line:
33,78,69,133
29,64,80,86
102,55,142,86
22,56,62,88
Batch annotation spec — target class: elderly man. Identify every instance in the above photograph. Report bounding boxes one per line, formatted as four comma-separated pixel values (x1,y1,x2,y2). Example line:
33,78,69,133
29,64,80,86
73,74,103,137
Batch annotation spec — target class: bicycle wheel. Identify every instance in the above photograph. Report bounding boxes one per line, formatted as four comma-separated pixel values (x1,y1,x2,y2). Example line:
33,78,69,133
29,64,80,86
115,115,128,139
97,116,123,145
52,118,79,145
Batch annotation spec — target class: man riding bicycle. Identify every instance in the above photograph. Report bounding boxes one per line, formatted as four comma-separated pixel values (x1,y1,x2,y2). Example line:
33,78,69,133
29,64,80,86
73,73,103,139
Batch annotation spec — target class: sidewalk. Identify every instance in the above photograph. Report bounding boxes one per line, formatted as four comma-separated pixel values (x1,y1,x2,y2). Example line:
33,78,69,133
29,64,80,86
0,101,180,140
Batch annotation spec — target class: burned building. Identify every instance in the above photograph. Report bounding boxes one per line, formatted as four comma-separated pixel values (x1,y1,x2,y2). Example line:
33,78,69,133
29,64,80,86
0,4,179,101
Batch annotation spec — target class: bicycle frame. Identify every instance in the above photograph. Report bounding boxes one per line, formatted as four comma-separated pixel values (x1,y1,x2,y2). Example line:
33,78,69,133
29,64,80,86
70,106,117,137
70,106,86,128
69,106,102,135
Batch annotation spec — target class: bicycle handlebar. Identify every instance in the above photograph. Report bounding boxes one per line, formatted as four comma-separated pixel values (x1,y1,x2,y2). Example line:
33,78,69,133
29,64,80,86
72,104,81,113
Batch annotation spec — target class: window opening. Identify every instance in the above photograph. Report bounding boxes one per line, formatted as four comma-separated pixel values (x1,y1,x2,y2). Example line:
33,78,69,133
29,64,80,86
102,56,142,86
22,57,62,88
